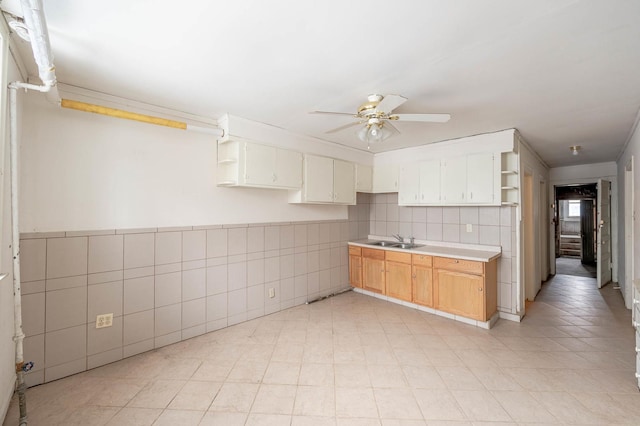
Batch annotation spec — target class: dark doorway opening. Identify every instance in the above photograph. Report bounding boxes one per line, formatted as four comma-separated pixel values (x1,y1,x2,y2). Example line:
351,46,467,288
554,184,597,278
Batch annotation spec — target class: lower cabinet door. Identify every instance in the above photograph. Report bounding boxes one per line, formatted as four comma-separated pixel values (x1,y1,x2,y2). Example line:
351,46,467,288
349,254,362,288
386,261,412,301
412,265,433,307
362,257,385,294
435,269,485,320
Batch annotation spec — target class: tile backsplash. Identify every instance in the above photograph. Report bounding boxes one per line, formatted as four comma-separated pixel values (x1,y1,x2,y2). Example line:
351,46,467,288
19,220,350,386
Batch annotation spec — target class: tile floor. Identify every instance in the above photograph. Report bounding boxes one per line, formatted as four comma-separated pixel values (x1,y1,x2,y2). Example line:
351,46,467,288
3,274,639,425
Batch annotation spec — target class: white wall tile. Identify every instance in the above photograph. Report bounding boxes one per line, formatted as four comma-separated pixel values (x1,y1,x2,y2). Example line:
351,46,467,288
280,255,295,279
155,303,182,336
427,207,443,224
248,227,265,253
206,293,227,322
478,225,500,246
124,233,156,269
88,280,123,320
182,298,206,329
459,224,479,244
412,207,426,223
47,237,87,279
280,225,295,249
22,293,45,336
87,316,123,355
227,261,247,291
45,325,87,367
207,229,228,258
460,207,479,225
46,287,87,332
20,238,46,282
248,259,265,286
228,289,247,316
88,235,123,274
228,228,248,255
124,276,154,314
479,207,500,226
412,223,427,240
248,284,265,311
155,272,181,307
206,264,227,296
280,277,295,302
182,230,206,261
182,268,206,301
442,207,460,224
426,223,443,241
155,232,181,265
294,225,307,247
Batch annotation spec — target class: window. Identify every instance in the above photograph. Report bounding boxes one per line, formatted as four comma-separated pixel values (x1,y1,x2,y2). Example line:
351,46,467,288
568,200,580,217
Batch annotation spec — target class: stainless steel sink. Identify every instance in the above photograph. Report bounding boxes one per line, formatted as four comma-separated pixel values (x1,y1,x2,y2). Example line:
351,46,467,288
395,243,424,249
368,241,399,247
367,241,424,250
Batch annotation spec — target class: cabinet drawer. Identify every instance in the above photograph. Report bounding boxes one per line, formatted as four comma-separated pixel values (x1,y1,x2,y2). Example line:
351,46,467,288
386,251,411,264
434,257,484,275
412,254,433,267
362,248,385,260
349,246,362,256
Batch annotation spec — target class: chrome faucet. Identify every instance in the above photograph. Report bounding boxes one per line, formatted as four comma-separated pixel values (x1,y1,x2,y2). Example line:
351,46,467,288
392,234,404,242
409,236,415,245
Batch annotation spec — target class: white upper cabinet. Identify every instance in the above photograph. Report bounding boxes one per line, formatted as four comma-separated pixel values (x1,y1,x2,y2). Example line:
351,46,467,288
396,153,498,206
333,159,356,204
355,164,373,192
289,154,356,205
217,140,302,190
419,159,442,204
399,163,420,205
466,153,495,204
441,156,467,204
373,164,399,193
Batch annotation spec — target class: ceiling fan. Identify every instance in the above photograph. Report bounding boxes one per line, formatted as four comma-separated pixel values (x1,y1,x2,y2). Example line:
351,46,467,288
311,94,451,149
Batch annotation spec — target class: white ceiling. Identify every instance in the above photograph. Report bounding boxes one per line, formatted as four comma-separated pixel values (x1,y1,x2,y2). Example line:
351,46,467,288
4,0,640,167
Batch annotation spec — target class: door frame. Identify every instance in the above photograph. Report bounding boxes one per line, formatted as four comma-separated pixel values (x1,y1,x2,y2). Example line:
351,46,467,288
548,176,618,283
624,156,635,309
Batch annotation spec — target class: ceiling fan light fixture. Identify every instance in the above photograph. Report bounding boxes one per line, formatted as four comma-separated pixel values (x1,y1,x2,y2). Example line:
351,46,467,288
570,145,581,156
357,121,393,149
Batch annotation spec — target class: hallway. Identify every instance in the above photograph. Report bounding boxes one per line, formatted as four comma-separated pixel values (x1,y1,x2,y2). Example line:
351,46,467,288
3,275,639,425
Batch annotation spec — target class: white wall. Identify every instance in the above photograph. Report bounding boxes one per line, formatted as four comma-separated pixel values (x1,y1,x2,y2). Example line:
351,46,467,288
0,23,21,421
548,161,619,281
617,113,640,308
20,95,372,232
517,136,550,312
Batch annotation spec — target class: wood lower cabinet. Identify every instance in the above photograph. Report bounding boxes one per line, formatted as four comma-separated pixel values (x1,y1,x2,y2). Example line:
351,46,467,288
348,244,498,323
349,246,363,288
385,251,412,302
412,254,433,307
362,248,385,294
433,256,497,321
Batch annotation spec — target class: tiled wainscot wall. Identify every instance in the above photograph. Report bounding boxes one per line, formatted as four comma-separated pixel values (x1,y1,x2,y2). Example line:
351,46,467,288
349,193,518,315
19,221,350,386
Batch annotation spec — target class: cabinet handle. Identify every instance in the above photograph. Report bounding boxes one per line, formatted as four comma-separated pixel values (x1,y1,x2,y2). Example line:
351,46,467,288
470,192,473,200
454,260,459,263
412,275,416,279
478,288,483,292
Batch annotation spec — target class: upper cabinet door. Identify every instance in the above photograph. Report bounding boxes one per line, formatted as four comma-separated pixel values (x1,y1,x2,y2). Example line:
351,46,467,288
398,163,420,205
244,143,277,186
304,154,334,203
466,153,494,203
373,165,399,193
419,159,441,204
355,164,373,192
333,159,356,204
441,156,467,204
275,149,303,189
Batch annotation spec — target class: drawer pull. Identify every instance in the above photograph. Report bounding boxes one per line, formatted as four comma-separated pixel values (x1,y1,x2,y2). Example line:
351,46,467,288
636,373,640,379
454,260,459,264
636,347,640,353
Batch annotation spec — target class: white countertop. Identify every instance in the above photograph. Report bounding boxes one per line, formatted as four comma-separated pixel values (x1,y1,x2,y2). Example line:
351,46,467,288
349,236,501,262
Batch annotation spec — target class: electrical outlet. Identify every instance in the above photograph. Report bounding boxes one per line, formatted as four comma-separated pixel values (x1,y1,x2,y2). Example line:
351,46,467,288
96,313,113,329
268,288,275,298
466,224,473,233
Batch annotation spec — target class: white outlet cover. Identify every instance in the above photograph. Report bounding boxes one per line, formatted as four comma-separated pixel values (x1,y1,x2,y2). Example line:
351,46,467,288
96,313,114,329
268,288,275,298
466,224,473,233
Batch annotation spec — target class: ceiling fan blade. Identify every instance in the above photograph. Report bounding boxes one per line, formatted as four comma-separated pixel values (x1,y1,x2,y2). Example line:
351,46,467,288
376,94,407,113
309,110,356,117
392,113,451,123
326,121,362,134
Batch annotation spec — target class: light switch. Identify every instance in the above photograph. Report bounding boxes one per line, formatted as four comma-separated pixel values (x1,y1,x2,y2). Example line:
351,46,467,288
466,224,473,233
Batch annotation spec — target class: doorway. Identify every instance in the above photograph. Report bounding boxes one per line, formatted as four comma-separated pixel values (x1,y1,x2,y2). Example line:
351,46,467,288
554,184,597,278
624,156,634,310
